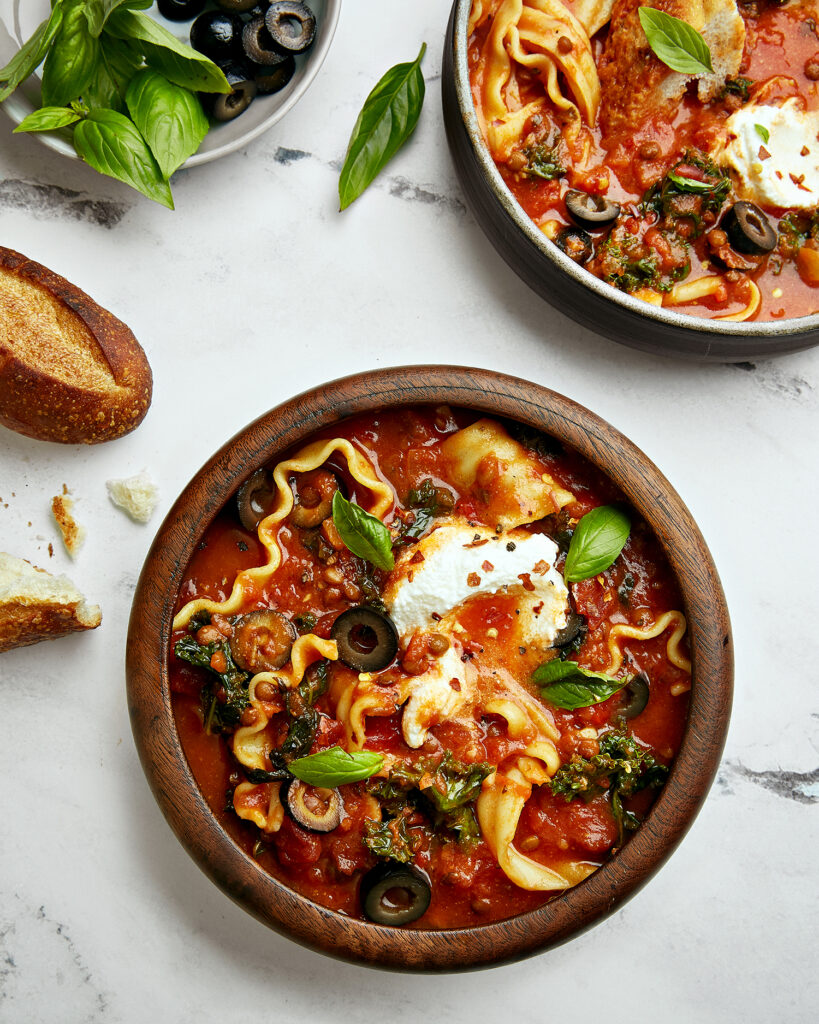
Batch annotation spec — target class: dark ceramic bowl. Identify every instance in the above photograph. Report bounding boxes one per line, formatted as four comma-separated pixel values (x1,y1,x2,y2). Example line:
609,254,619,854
126,366,733,970
442,0,819,362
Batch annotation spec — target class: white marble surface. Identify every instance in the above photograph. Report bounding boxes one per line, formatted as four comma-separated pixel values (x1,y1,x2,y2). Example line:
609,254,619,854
1,2,817,1020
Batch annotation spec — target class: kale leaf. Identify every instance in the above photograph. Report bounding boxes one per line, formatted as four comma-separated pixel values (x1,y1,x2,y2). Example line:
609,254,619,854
363,811,416,863
522,142,566,181
642,151,731,236
174,632,250,732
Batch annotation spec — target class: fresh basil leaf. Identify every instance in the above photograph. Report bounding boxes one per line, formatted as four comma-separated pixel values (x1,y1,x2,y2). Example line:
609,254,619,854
41,3,99,108
85,0,152,38
0,6,64,102
74,108,174,208
638,7,713,75
534,660,629,710
666,169,722,194
107,10,230,93
331,491,394,571
754,123,770,145
563,505,630,583
126,69,208,178
288,746,384,787
338,42,426,211
13,105,81,133
84,34,143,111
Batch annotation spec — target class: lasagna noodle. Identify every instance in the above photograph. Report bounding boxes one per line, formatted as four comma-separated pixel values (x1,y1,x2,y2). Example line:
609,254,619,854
232,634,338,770
606,610,692,689
477,765,594,890
233,780,285,833
173,438,394,629
473,0,601,160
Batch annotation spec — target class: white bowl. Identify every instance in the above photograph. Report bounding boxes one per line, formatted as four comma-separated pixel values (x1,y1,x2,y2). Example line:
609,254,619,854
0,0,340,166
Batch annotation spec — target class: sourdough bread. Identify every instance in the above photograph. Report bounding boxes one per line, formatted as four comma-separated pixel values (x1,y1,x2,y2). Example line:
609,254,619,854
0,247,152,444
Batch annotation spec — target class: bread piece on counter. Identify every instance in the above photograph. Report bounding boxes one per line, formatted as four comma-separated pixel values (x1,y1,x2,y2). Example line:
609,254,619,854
106,470,159,523
52,492,85,556
0,552,101,653
0,247,152,444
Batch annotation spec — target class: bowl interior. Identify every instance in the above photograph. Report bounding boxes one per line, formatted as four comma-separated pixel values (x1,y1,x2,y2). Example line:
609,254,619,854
444,0,819,354
0,0,340,166
126,366,733,971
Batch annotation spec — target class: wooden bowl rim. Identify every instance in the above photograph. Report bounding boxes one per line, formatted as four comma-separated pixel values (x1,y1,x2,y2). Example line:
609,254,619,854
126,365,733,971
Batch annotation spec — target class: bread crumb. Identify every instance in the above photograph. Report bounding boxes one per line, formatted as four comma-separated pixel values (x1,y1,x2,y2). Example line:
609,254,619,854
48,543,53,557
106,470,159,523
52,494,85,557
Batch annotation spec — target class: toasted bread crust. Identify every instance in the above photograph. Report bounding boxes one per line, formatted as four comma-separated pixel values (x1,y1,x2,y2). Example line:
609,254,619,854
0,247,152,444
0,598,101,652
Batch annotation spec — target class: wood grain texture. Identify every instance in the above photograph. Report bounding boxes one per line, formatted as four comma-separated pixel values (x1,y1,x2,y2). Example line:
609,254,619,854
441,0,819,363
126,366,733,971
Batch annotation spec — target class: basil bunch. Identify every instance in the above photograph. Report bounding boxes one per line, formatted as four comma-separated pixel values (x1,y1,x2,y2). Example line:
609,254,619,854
637,7,713,75
0,1,229,208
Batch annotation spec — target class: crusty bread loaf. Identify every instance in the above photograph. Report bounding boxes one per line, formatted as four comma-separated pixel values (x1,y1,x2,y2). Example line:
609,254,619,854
0,552,101,653
0,247,152,444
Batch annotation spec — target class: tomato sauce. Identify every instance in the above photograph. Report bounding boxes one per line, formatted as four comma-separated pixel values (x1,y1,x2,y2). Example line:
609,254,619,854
469,2,819,320
170,406,690,929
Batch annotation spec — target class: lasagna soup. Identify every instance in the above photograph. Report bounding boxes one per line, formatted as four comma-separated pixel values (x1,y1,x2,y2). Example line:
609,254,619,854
468,0,819,321
170,407,690,928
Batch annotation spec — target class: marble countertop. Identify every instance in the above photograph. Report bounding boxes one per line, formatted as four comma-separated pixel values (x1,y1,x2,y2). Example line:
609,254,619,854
0,2,816,1020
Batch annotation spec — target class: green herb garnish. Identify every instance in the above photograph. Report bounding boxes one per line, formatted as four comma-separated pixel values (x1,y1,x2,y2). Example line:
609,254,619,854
331,491,394,571
534,660,630,710
638,7,713,75
754,123,770,145
338,43,426,211
563,505,630,582
288,746,385,787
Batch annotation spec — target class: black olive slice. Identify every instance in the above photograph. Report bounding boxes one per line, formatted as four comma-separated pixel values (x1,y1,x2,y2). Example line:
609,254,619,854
565,190,621,228
722,201,777,255
550,611,587,649
237,468,276,532
555,226,593,264
158,0,206,20
243,15,284,65
204,63,258,122
229,610,296,672
621,671,650,719
360,863,431,925
265,2,316,54
190,11,244,63
331,607,398,672
285,779,342,832
290,469,339,528
253,55,296,95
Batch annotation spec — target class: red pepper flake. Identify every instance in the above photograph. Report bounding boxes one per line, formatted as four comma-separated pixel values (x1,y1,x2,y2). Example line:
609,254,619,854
449,678,462,692
801,146,810,157
481,559,495,573
758,145,771,161
533,559,551,575
532,601,544,617
410,550,425,564
776,171,783,180
467,572,481,587
465,536,489,548
431,612,442,621
408,570,415,583
789,172,811,192
518,572,535,592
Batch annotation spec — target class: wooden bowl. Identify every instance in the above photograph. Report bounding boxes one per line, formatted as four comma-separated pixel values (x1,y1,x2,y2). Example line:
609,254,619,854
126,366,733,970
441,0,819,363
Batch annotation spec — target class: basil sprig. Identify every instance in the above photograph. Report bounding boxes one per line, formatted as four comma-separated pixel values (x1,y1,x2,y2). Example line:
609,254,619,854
666,169,724,194
339,43,427,211
638,7,713,76
534,660,630,710
289,747,384,787
563,505,630,583
0,0,229,206
331,491,394,571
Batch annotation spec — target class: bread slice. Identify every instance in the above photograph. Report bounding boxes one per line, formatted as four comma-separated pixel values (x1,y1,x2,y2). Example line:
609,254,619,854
0,552,101,653
0,247,152,444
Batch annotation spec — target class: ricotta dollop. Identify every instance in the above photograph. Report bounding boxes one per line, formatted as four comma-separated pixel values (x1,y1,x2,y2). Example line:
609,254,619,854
718,100,819,210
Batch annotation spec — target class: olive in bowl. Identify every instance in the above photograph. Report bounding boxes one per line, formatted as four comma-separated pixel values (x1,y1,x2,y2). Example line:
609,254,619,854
127,366,732,969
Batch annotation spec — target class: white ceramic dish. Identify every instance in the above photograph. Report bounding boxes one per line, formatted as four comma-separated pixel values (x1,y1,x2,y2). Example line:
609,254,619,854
0,0,340,167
